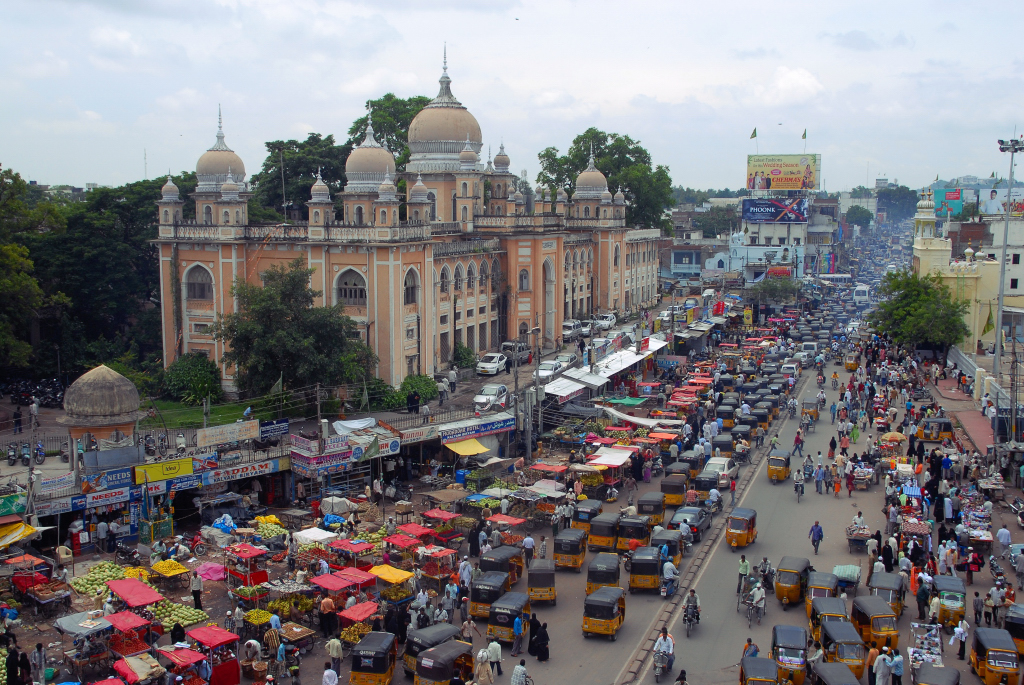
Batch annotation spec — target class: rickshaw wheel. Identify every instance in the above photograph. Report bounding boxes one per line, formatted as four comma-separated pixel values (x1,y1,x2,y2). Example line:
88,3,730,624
771,477,777,485
583,632,589,638
609,633,616,641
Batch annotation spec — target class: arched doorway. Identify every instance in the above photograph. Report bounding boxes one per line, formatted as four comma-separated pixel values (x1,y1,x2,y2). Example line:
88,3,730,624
543,258,555,349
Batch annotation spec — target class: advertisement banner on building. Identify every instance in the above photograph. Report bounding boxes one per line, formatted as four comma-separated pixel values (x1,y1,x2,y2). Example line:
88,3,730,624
290,434,319,455
202,458,286,486
192,455,219,472
934,189,964,217
35,496,80,518
977,188,1024,216
39,472,76,494
767,266,793,278
85,487,132,508
746,154,821,190
439,416,516,444
259,419,290,441
134,457,193,485
351,438,400,460
741,198,809,223
0,493,26,516
197,420,259,448
82,467,134,493
400,425,440,445
743,307,753,326
324,435,349,452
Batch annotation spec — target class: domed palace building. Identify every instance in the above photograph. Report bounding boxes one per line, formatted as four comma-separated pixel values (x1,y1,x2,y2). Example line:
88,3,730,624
154,57,661,391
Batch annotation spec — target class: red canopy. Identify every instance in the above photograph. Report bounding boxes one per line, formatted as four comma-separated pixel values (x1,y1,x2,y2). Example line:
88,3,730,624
105,611,151,632
487,514,526,526
398,523,433,537
310,573,354,592
329,539,374,554
588,437,617,445
106,579,164,608
96,676,129,685
338,601,378,623
604,426,631,432
187,625,240,649
383,534,420,549
529,463,567,473
333,568,376,588
157,647,208,668
428,548,457,559
422,509,458,522
12,572,46,592
226,543,266,559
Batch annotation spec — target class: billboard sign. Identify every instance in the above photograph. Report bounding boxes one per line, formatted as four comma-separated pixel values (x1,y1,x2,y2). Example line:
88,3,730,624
196,420,259,448
747,155,821,190
741,198,809,223
977,188,1024,216
934,189,963,217
259,419,289,440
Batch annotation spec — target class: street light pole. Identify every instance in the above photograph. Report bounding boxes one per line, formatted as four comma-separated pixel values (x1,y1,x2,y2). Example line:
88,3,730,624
995,137,1024,388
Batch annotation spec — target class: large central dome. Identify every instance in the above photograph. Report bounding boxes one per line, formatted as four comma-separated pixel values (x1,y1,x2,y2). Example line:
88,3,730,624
407,55,483,173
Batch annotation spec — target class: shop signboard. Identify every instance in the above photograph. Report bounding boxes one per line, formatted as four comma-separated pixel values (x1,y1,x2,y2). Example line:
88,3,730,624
439,415,515,444
324,435,349,451
84,487,132,508
741,197,809,223
134,457,193,485
129,501,141,533
746,154,820,190
35,496,83,518
0,493,26,516
39,472,76,494
196,420,259,448
82,467,134,493
400,425,440,445
259,419,290,440
290,434,319,455
192,455,219,472
350,437,400,460
202,457,287,486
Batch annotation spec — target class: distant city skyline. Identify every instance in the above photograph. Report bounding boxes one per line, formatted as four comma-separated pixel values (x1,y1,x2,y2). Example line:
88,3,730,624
1,1,1019,192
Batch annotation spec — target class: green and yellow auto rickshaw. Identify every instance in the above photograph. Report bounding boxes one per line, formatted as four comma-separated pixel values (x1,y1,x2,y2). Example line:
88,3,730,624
486,592,530,643
403,623,461,677
413,640,474,685
851,595,899,649
651,529,684,567
739,656,778,685
809,596,849,643
805,571,840,618
812,662,860,685
660,474,688,507
867,572,905,617
616,515,652,552
932,574,966,632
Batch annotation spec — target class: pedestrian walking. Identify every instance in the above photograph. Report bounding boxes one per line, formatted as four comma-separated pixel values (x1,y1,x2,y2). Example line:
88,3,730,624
997,525,1012,558
326,634,343,675
888,648,904,685
954,620,968,660
874,647,891,685
730,477,736,505
737,555,750,593
866,642,879,685
28,644,44,685
809,521,824,555
792,431,804,458
487,638,504,676
522,535,535,567
191,572,203,609
448,368,458,394
476,650,496,685
510,613,525,656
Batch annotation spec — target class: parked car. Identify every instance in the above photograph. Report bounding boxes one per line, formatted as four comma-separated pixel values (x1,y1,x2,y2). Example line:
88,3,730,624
501,341,530,363
561,319,583,341
668,507,712,542
476,352,508,376
473,383,509,412
533,360,564,381
554,352,579,368
594,313,617,330
579,320,592,337
704,456,739,487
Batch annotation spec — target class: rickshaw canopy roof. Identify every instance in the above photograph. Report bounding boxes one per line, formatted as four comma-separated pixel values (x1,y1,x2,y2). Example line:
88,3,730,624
974,627,1017,652
813,663,860,685
527,560,556,586
713,435,734,446
472,571,510,590
802,399,818,408
631,547,661,563
651,529,683,545
555,528,587,544
768,449,791,460
778,556,811,573
585,585,625,607
417,640,473,679
822,620,862,645
352,631,396,657
1004,603,1024,624
741,657,779,682
589,553,620,574
915,664,960,685
638,492,665,505
590,512,621,530
811,596,849,616
575,500,603,513
772,624,809,648
729,508,757,521
808,572,840,590
407,623,461,648
852,595,896,617
932,575,966,594
693,471,719,487
618,515,651,530
481,546,523,565
490,592,530,613
868,572,905,592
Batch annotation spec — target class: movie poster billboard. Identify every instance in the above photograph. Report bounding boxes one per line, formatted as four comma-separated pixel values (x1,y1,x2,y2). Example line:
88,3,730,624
746,155,821,190
976,188,1024,216
741,198,809,223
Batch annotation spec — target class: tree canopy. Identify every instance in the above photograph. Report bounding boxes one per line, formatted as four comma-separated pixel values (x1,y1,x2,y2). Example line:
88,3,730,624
213,259,377,395
845,205,873,229
249,133,348,220
869,270,970,356
536,127,674,230
692,206,739,237
747,278,801,303
344,93,431,167
877,185,920,223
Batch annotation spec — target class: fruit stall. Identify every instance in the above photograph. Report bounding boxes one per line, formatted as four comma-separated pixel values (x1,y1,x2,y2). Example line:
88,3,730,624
105,578,165,612
55,611,114,679
382,534,420,565
328,539,375,572
231,585,269,609
224,543,269,588
397,522,434,543
310,572,357,617
24,574,71,617
186,625,240,685
149,559,192,590
265,590,315,627
368,564,414,605
241,608,274,640
332,567,376,592
421,509,462,549
416,546,457,591
106,611,157,655
486,514,527,532
156,646,209,685
338,600,378,631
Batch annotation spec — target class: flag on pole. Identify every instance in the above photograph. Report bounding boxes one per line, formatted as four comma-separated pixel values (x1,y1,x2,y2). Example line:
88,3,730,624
983,303,995,335
360,437,380,462
269,373,283,395
750,128,757,139
802,129,807,140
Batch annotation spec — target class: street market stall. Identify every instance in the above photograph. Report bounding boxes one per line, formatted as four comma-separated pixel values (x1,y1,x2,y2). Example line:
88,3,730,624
421,509,463,550
328,539,375,572
187,625,240,685
113,654,165,685
333,568,376,591
107,611,155,655
149,559,192,590
156,645,209,685
416,546,457,591
224,543,269,587
368,564,414,605
55,612,114,680
382,534,421,566
106,578,165,609
279,621,318,656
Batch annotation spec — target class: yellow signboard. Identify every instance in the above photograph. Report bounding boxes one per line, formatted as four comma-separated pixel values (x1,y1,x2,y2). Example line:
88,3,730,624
744,307,753,326
135,457,193,484
686,308,695,324
747,154,820,191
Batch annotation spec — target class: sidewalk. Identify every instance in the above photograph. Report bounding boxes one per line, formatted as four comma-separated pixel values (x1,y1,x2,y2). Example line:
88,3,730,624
929,377,995,453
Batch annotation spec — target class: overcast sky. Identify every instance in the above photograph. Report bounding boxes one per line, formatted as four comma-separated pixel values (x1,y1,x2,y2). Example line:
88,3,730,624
2,0,1021,192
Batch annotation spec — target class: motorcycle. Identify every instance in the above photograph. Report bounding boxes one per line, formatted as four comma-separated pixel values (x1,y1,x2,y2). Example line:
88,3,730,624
650,457,664,477
832,378,839,390
761,567,776,593
19,443,30,467
654,651,670,682
817,376,825,389
144,435,157,456
620,548,634,573
184,532,208,557
175,433,187,455
33,441,45,465
115,542,140,566
660,576,677,599
158,433,168,455
6,444,15,467
705,497,723,515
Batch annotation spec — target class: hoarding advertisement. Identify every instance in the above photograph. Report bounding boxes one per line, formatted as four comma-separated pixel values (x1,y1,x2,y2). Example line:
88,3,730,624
934,189,963,217
977,188,1024,216
741,198,809,223
747,154,821,190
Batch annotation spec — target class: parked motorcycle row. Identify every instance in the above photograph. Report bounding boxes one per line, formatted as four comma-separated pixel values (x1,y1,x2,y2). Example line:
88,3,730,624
0,379,64,408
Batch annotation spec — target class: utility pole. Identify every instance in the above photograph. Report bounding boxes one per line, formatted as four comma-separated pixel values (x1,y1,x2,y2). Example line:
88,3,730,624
995,137,1024,391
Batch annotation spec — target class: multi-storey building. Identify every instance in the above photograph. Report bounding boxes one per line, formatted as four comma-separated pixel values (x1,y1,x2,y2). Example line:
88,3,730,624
154,59,661,392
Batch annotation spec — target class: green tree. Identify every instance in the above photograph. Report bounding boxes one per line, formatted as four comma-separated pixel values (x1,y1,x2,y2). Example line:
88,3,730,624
213,259,377,395
344,93,432,167
692,206,739,237
850,186,873,199
953,202,978,221
164,352,222,405
747,278,801,303
877,185,920,223
869,271,970,361
0,165,65,240
0,243,44,368
250,133,349,220
845,205,873,229
536,127,674,230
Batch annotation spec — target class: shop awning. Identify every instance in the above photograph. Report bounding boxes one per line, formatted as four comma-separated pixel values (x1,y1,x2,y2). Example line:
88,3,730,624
333,568,376,588
55,611,112,638
330,539,374,554
369,565,414,584
589,450,634,467
529,463,567,473
562,368,610,390
422,508,460,520
310,573,354,592
226,543,267,559
599,405,685,428
447,438,490,456
383,534,421,549
0,522,36,550
187,625,239,649
645,338,669,352
156,647,208,668
339,601,379,623
487,514,526,526
595,350,647,378
543,377,586,404
604,396,648,406
105,611,150,632
292,528,338,546
106,579,164,608
710,316,728,325
398,523,433,537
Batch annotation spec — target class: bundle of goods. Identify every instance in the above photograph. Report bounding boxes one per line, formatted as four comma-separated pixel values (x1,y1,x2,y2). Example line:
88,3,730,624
295,546,331,565
469,499,500,510
500,533,524,546
233,586,265,599
254,517,288,539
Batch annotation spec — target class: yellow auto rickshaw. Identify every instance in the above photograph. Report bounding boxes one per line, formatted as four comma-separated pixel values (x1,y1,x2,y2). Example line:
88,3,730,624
1004,604,1024,655
486,592,530,643
586,552,621,595
726,508,757,552
713,434,734,460
651,529,684,567
661,474,688,507
571,499,603,534
349,632,397,685
851,595,899,649
932,575,966,632
867,571,905,617
469,571,510,618
813,662,860,685
801,399,819,423
553,527,587,572
691,470,719,503
739,656,778,685
917,417,954,443
527,559,556,605
414,640,474,685
916,664,960,685
805,571,840,618
637,492,666,526
775,556,811,609
480,546,525,586
766,450,791,484
678,450,705,478
844,354,858,371
820,621,865,680
403,623,462,676
809,596,849,642
751,409,771,431
582,585,626,641
770,624,809,685
971,628,1021,685
627,546,661,593
587,512,620,552
616,515,652,552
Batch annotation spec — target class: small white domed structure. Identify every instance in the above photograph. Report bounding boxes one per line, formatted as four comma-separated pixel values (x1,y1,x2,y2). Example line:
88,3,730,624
196,107,246,192
58,364,143,428
345,116,396,193
574,149,608,199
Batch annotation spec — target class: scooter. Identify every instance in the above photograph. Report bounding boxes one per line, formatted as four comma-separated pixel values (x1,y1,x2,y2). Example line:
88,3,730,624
660,576,677,599
654,651,670,682
144,435,157,456
19,443,30,467
650,457,664,477
6,444,15,467
184,532,208,557
175,433,187,455
34,441,45,465
115,541,140,566
158,433,168,455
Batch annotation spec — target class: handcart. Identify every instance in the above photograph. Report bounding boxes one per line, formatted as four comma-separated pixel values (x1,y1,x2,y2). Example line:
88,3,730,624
55,611,114,680
224,543,269,588
187,625,241,685
416,546,457,592
113,653,165,685
422,509,464,551
853,468,873,491
279,621,317,655
26,577,72,617
832,563,862,597
845,525,871,554
150,560,192,589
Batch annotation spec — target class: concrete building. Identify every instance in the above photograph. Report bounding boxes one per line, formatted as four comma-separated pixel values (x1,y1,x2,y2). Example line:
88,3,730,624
724,198,841,280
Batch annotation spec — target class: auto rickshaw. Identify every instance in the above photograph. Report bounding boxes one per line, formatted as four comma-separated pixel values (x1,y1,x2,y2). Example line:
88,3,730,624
678,450,705,478
766,450,791,484
1004,604,1024,655
809,596,850,642
349,632,397,685
616,515,652,552
587,512,620,552
726,508,757,552
651,529,685,567
713,434,734,460
770,624,809,685
971,628,1021,685
867,572,905,616
572,499,603,534
414,640,474,685
820,621,865,680
403,624,462,676
638,492,666,526
915,664,960,685
553,527,587,572
480,546,526,585
628,546,661,593
739,656,779,685
751,409,770,431
486,592,530,643
850,595,899,649
586,552,621,595
692,470,719,503
805,572,840,618
775,556,811,609
845,354,858,371
469,571,511,619
917,417,954,443
812,662,860,685
527,559,556,605
665,462,690,478
801,399,819,423
932,574,966,632
582,585,626,641
661,474,688,507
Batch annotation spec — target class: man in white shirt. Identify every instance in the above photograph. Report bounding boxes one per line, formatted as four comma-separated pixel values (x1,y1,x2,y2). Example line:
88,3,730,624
322,662,339,685
996,525,1012,558
653,627,675,672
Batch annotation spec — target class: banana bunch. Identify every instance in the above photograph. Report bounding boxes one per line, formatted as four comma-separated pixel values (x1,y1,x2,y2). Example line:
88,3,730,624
245,609,272,625
152,560,188,575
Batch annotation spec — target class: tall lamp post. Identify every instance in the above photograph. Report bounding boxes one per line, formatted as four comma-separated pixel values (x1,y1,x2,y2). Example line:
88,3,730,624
995,137,1024,396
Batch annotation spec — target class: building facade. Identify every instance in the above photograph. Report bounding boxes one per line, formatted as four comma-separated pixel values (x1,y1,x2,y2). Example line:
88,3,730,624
154,60,661,392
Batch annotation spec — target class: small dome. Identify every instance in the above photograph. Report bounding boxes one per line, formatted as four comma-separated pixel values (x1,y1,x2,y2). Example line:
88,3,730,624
378,170,397,194
494,143,511,173
534,186,544,199
514,190,524,204
575,151,608,199
161,176,180,200
346,120,396,175
459,137,478,168
613,190,625,205
601,190,613,204
196,108,246,191
556,187,568,202
917,189,935,211
409,174,429,202
58,364,143,428
310,171,331,202
220,172,240,200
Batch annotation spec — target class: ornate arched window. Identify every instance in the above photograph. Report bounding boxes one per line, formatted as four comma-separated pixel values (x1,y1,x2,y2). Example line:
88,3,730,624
427,192,437,220
479,261,489,289
355,206,364,225
519,321,529,339
404,270,418,305
584,206,591,218
313,210,320,223
162,210,169,222
413,209,420,221
222,210,230,223
203,205,212,224
235,210,241,223
186,267,213,301
380,209,387,224
496,183,502,197
453,265,463,291
462,182,468,197
461,206,468,221
614,244,620,267
518,269,530,291
466,264,476,289
440,266,450,293
337,270,367,306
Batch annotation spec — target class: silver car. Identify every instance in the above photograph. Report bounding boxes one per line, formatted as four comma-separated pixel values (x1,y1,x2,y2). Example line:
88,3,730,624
476,352,507,376
473,383,509,411
533,360,564,381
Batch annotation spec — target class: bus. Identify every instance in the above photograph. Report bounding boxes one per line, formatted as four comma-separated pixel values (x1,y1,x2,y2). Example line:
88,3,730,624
817,274,853,287
853,284,871,308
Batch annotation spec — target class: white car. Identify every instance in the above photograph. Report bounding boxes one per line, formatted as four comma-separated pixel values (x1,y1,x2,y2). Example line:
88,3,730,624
533,360,564,381
594,313,616,330
473,383,509,411
554,352,579,368
579,321,592,337
476,352,508,376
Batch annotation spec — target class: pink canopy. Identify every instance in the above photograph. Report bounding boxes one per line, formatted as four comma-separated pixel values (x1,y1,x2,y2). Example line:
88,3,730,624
397,523,433,537
187,625,240,649
226,543,266,559
339,601,378,623
330,539,374,554
105,611,150,632
105,579,164,608
310,573,354,592
421,509,458,522
156,647,208,668
383,534,420,549
333,568,376,588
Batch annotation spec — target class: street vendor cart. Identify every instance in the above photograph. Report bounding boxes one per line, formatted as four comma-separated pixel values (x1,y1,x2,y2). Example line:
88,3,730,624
149,559,192,590
224,543,269,588
329,539,375,572
24,573,72,617
106,578,165,612
416,546,457,591
382,534,420,566
107,611,157,656
55,611,113,680
368,564,415,605
279,620,318,655
421,509,463,550
846,525,871,554
156,645,208,685
113,653,165,685
187,625,240,685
